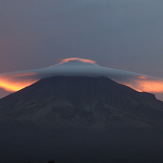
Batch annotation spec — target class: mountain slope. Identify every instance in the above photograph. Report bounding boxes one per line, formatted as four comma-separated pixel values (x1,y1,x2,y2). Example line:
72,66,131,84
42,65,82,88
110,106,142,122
0,76,163,162
0,76,163,127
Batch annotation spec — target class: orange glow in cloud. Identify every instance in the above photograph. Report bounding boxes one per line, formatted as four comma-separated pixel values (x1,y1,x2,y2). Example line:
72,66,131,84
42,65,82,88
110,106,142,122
0,79,38,92
0,82,34,92
138,76,148,80
60,58,96,64
15,72,37,77
123,77,163,93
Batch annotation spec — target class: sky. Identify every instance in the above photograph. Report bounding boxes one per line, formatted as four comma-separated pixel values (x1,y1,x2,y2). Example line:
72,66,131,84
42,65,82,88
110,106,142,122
1,0,163,99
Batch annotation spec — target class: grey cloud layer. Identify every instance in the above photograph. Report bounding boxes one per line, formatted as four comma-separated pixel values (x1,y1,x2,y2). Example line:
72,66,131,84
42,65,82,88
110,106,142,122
0,60,142,81
0,59,159,89
1,59,163,100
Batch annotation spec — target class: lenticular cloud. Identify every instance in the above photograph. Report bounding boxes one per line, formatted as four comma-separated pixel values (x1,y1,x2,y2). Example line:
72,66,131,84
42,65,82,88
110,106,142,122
1,58,163,94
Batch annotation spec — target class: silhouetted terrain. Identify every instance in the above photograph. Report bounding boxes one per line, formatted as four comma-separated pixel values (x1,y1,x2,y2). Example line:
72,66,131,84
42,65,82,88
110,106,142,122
0,76,163,162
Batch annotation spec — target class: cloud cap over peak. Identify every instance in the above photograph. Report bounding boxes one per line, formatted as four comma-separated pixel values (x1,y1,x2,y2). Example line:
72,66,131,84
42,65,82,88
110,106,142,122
59,57,96,64
1,58,163,100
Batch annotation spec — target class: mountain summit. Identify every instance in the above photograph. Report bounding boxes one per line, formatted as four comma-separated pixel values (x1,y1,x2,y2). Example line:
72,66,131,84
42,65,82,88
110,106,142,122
0,76,163,162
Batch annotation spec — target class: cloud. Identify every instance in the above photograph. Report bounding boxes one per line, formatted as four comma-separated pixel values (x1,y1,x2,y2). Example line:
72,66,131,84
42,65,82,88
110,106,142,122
59,58,96,64
1,58,163,96
0,72,39,92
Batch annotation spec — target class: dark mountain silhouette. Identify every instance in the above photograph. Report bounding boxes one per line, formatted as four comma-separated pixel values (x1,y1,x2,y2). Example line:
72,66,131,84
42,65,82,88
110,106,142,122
0,76,163,162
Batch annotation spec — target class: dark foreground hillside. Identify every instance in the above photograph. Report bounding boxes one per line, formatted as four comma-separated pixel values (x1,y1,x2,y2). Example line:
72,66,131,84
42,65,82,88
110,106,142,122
0,76,163,162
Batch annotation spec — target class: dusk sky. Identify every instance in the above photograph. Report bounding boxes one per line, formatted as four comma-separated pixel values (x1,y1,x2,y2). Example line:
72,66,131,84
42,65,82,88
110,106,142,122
1,0,163,99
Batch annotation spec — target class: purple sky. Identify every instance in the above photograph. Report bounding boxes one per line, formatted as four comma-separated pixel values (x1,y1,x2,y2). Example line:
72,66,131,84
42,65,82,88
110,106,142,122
1,0,163,99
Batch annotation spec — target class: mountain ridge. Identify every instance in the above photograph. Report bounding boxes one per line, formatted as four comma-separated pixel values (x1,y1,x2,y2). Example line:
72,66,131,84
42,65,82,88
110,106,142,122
0,76,162,127
1,76,163,162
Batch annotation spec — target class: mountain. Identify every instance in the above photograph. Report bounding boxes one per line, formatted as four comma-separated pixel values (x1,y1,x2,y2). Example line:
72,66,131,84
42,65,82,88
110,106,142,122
0,76,163,162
